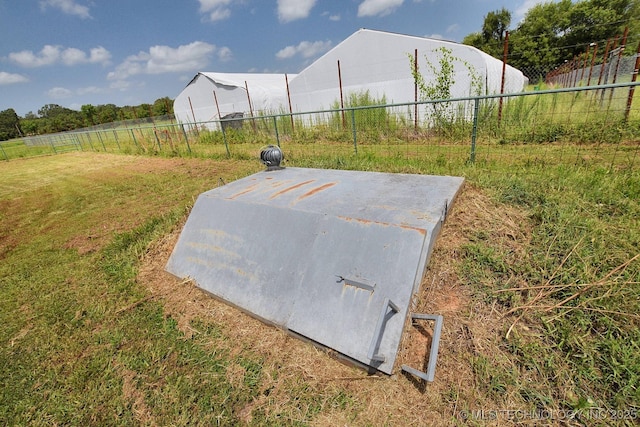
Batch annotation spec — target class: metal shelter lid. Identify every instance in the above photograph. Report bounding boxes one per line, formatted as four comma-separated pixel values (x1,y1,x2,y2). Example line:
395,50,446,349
166,167,463,374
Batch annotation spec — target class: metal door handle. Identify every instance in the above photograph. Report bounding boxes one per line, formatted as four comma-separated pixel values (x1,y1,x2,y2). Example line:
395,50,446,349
367,298,400,363
401,313,443,382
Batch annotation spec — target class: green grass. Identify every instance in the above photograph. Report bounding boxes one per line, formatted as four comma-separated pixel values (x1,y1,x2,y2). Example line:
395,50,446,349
0,143,638,424
0,154,261,425
461,167,640,412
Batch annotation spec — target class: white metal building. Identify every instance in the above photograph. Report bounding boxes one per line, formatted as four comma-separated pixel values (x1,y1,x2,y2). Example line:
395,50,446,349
288,29,526,112
173,29,527,126
173,72,295,126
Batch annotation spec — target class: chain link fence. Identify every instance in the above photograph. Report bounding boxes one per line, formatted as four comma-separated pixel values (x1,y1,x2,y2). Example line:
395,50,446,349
518,29,640,84
3,81,639,175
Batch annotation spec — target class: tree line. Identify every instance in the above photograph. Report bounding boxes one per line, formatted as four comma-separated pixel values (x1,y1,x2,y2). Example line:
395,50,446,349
463,0,640,81
0,97,173,141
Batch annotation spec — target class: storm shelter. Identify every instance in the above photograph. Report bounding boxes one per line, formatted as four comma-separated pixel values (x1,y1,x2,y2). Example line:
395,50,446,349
166,167,464,376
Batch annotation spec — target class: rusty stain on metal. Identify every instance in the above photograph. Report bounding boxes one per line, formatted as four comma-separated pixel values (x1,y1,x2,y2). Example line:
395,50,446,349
338,215,376,225
337,215,426,236
340,284,377,303
235,268,255,278
269,181,287,188
227,182,260,200
296,182,336,201
337,275,376,292
400,224,427,236
269,179,315,199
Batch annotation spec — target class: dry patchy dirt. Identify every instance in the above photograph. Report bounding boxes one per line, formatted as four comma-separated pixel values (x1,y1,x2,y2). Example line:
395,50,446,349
137,182,534,426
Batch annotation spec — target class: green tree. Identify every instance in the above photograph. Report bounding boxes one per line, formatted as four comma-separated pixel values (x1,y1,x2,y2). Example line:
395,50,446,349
463,8,511,58
0,108,21,141
483,8,511,42
136,104,152,119
119,107,136,121
462,32,484,50
152,97,173,116
563,0,637,57
95,104,119,124
19,119,38,136
409,47,483,125
483,7,511,56
36,104,83,132
81,104,97,126
508,0,573,80
463,0,640,82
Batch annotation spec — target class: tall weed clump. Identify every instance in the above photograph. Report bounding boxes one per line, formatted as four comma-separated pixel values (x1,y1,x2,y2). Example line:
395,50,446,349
409,47,483,140
330,90,402,144
489,89,640,145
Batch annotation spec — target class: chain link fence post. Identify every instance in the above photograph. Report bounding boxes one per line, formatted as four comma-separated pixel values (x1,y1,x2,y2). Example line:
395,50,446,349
470,97,480,163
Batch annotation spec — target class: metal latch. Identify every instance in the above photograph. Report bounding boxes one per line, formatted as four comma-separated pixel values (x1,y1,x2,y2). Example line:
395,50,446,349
336,275,376,292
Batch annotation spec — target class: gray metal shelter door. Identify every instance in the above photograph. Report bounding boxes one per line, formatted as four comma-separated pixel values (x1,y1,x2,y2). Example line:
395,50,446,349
166,167,463,374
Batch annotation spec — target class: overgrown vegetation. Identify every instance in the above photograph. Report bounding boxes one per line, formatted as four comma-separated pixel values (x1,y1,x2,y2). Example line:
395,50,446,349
467,169,640,411
327,90,405,143
407,46,484,138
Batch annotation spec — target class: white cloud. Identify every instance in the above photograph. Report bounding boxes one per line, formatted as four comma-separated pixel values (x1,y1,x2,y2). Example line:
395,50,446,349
77,86,104,95
357,0,404,17
209,8,231,21
89,47,112,64
198,0,232,21
61,48,87,65
9,45,111,68
48,87,73,99
276,40,332,59
322,11,341,21
46,85,105,100
40,0,91,19
9,45,60,67
107,41,222,81
0,72,29,85
110,80,132,91
427,34,443,40
278,0,316,22
217,46,233,62
446,24,459,34
275,46,296,60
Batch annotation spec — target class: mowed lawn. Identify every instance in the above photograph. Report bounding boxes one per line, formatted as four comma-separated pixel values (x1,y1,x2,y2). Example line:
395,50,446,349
1,151,639,426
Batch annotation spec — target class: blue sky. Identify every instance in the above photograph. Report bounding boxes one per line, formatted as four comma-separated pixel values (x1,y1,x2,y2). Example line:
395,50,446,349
0,0,546,116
